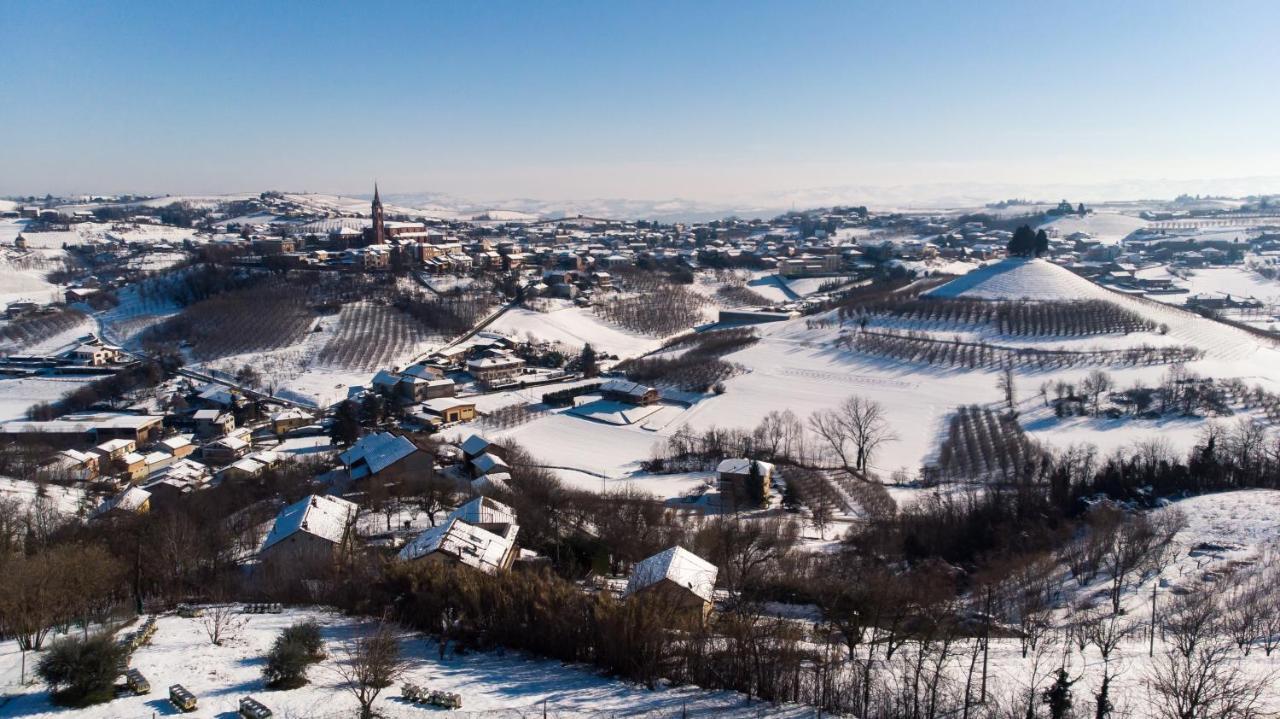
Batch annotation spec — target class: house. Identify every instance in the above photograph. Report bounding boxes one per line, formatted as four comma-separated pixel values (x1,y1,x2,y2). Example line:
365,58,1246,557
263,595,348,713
599,379,659,406
93,486,152,519
338,431,431,482
93,438,137,463
159,435,196,459
220,456,268,482
716,458,774,503
193,409,235,438
258,494,358,574
460,433,496,462
624,546,719,622
421,397,477,425
142,459,210,507
398,497,520,574
119,451,148,483
270,408,314,436
202,432,252,464
69,343,121,366
42,449,99,481
466,354,526,387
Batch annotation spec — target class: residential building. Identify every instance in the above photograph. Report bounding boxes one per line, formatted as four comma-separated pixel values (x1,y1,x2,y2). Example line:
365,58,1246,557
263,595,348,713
624,546,719,622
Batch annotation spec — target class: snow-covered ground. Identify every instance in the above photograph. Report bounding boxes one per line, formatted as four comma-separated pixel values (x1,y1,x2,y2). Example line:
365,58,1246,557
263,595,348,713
1140,265,1280,307
1037,211,1148,244
0,375,99,422
0,608,815,718
486,302,666,359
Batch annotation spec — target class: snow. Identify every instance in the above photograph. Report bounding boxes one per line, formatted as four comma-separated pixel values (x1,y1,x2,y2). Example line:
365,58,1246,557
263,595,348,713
0,608,815,718
1037,211,1148,244
927,257,1113,301
260,494,358,552
1144,266,1280,306
626,546,719,602
0,375,99,422
486,302,663,359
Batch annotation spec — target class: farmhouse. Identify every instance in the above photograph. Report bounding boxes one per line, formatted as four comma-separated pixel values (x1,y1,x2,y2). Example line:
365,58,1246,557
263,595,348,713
398,497,520,574
599,379,659,406
625,546,719,622
466,353,526,387
258,494,359,575
338,431,430,481
716,458,774,502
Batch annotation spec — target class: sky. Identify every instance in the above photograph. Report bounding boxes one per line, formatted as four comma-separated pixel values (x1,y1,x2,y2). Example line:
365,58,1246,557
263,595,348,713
2,0,1280,205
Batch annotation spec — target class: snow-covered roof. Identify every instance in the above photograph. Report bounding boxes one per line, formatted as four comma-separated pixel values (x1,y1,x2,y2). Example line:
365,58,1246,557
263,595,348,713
472,452,509,475
338,432,418,478
396,517,517,573
160,435,193,450
260,494,357,553
95,486,151,516
270,407,311,422
600,379,655,397
716,458,774,476
460,434,492,457
449,496,517,528
423,397,474,414
625,546,718,603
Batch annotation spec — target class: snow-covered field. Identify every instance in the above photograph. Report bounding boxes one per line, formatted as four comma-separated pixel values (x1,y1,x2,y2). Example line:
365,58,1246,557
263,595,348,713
497,258,1280,494
487,302,666,359
0,608,814,718
1037,211,1148,244
1141,265,1280,307
0,375,99,422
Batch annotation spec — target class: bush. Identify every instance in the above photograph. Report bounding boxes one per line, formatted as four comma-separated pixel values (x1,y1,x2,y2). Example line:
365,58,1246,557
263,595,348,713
37,633,126,707
263,620,325,689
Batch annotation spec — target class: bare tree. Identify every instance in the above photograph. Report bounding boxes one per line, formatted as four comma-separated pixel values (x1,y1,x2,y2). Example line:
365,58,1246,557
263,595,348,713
808,396,898,477
201,600,247,646
1162,586,1219,660
1146,642,1271,719
334,621,408,719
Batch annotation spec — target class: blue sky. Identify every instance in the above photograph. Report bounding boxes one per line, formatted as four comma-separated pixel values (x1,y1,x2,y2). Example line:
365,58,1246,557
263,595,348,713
2,0,1278,201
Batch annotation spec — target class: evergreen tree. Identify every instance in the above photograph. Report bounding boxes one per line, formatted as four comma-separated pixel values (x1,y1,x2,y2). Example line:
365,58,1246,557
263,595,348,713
745,460,765,508
1077,202,1087,216
580,343,599,378
1041,668,1076,719
1008,225,1037,257
781,477,804,511
1035,229,1050,257
330,399,362,446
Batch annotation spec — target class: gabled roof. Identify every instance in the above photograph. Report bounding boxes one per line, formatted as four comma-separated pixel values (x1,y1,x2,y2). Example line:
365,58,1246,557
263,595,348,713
625,546,719,602
460,433,492,457
471,452,508,475
716,458,774,476
95,486,151,517
260,494,357,553
449,496,517,528
338,432,417,478
396,516,517,573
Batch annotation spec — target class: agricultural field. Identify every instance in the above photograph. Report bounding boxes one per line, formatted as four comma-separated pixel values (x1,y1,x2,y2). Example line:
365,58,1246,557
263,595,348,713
316,301,436,372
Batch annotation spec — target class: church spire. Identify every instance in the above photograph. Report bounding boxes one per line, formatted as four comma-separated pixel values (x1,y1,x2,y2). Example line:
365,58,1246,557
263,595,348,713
370,181,386,246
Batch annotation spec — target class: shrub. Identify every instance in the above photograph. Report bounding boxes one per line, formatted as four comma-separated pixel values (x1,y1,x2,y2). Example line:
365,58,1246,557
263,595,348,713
37,633,126,707
263,620,325,689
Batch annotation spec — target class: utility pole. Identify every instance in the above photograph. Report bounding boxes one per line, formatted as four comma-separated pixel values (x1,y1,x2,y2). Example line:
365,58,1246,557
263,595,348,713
1149,582,1157,657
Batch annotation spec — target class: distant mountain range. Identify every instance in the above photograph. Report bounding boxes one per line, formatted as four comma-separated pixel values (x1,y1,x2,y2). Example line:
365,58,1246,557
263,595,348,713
379,175,1280,223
